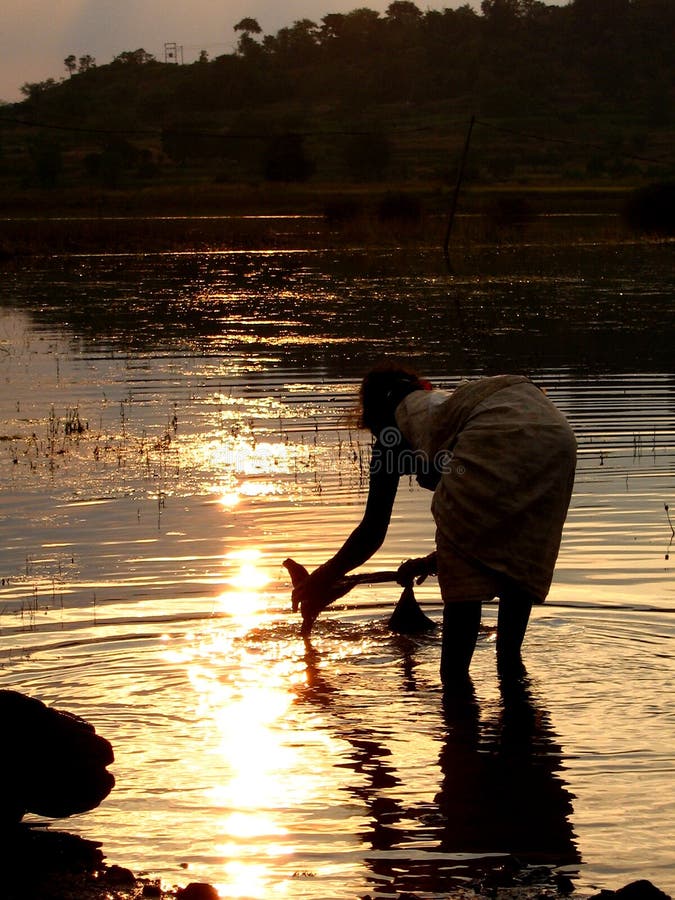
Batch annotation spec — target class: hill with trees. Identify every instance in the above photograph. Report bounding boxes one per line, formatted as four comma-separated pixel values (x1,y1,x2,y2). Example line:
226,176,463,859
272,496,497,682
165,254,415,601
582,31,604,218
0,0,673,207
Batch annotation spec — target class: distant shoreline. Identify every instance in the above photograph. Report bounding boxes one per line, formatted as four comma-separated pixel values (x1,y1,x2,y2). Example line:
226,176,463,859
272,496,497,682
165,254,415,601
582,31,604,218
0,181,634,216
0,183,663,257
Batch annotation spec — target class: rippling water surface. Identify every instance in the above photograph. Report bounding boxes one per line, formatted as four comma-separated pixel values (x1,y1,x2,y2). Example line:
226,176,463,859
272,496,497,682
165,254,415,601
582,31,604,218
0,242,673,898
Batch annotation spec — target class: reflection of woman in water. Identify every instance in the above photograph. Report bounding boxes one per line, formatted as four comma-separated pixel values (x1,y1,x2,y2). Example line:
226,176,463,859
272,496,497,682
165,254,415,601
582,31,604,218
299,648,580,893
437,674,580,868
293,360,577,683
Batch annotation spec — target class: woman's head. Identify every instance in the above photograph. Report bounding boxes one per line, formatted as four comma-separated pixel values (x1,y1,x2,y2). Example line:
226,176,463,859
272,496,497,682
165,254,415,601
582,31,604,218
358,360,430,433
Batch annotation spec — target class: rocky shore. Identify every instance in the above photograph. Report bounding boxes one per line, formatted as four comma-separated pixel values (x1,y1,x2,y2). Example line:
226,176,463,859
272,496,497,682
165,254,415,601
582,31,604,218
0,824,214,900
1,823,671,900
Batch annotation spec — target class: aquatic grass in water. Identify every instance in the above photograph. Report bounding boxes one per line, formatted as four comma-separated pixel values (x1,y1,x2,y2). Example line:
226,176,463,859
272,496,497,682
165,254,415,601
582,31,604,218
0,245,673,898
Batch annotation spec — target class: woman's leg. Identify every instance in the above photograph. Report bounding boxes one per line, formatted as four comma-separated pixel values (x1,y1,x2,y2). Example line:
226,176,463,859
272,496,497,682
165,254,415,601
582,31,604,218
436,538,497,685
496,589,533,676
440,600,482,685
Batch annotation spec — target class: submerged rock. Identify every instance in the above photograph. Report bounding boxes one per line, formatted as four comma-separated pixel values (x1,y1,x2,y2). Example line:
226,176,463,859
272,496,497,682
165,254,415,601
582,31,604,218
0,690,114,825
176,883,221,900
592,881,672,900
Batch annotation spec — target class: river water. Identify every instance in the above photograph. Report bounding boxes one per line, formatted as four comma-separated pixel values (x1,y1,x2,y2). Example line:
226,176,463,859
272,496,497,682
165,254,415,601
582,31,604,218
0,237,673,898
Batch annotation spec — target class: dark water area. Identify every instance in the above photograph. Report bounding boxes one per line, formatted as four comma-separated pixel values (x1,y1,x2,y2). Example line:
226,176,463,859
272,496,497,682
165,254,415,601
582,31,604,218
2,242,672,376
0,240,673,898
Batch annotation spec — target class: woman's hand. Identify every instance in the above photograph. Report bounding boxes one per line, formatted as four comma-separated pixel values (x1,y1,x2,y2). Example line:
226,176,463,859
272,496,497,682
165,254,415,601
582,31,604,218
396,552,437,587
290,564,332,610
286,561,349,637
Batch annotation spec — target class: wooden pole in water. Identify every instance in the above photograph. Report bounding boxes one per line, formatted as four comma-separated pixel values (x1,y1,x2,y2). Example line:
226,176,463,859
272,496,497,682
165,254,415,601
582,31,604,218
443,115,475,272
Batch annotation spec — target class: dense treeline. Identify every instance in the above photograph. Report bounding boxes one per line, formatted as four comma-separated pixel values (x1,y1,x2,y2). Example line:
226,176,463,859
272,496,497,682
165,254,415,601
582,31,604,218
1,0,673,194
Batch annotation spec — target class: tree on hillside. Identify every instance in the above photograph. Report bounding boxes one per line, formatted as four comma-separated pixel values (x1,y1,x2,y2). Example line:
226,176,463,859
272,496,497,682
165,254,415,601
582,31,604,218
384,0,424,78
64,55,77,77
320,9,381,44
481,0,523,25
234,17,263,56
20,79,57,100
113,49,155,65
234,17,262,35
386,1,422,23
78,55,96,72
266,19,321,66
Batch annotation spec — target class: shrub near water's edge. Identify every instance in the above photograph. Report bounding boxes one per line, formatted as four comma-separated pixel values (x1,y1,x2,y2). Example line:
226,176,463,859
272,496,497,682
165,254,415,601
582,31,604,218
377,191,423,223
624,183,675,235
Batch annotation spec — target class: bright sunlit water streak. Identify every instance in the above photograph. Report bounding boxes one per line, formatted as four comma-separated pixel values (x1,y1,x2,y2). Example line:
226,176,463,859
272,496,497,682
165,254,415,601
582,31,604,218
0,245,673,898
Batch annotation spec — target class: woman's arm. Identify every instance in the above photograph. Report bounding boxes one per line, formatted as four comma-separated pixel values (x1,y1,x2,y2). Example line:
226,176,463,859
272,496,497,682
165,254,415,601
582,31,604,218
321,458,400,579
292,442,400,621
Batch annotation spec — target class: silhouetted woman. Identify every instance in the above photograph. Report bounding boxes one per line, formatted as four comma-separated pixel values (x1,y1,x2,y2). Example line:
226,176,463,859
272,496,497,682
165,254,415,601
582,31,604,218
292,361,577,684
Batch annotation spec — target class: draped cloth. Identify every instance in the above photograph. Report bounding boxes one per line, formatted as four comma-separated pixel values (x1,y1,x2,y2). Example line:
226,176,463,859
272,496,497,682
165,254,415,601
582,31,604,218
395,376,577,602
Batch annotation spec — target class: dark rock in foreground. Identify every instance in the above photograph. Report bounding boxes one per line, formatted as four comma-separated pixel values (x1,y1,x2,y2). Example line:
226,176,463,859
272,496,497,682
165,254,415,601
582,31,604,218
0,690,114,824
176,883,221,900
592,881,672,900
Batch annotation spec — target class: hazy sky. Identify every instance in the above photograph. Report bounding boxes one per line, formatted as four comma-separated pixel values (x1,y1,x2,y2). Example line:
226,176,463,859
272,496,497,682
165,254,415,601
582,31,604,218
0,0,565,103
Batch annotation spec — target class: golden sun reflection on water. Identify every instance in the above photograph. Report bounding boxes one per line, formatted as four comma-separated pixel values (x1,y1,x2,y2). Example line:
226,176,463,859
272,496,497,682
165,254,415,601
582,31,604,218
226,549,271,591
218,482,282,510
218,490,241,509
163,547,326,899
217,549,271,623
202,437,301,480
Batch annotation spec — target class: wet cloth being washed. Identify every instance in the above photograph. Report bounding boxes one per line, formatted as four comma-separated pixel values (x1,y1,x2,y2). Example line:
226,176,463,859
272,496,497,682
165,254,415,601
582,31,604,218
395,376,577,602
